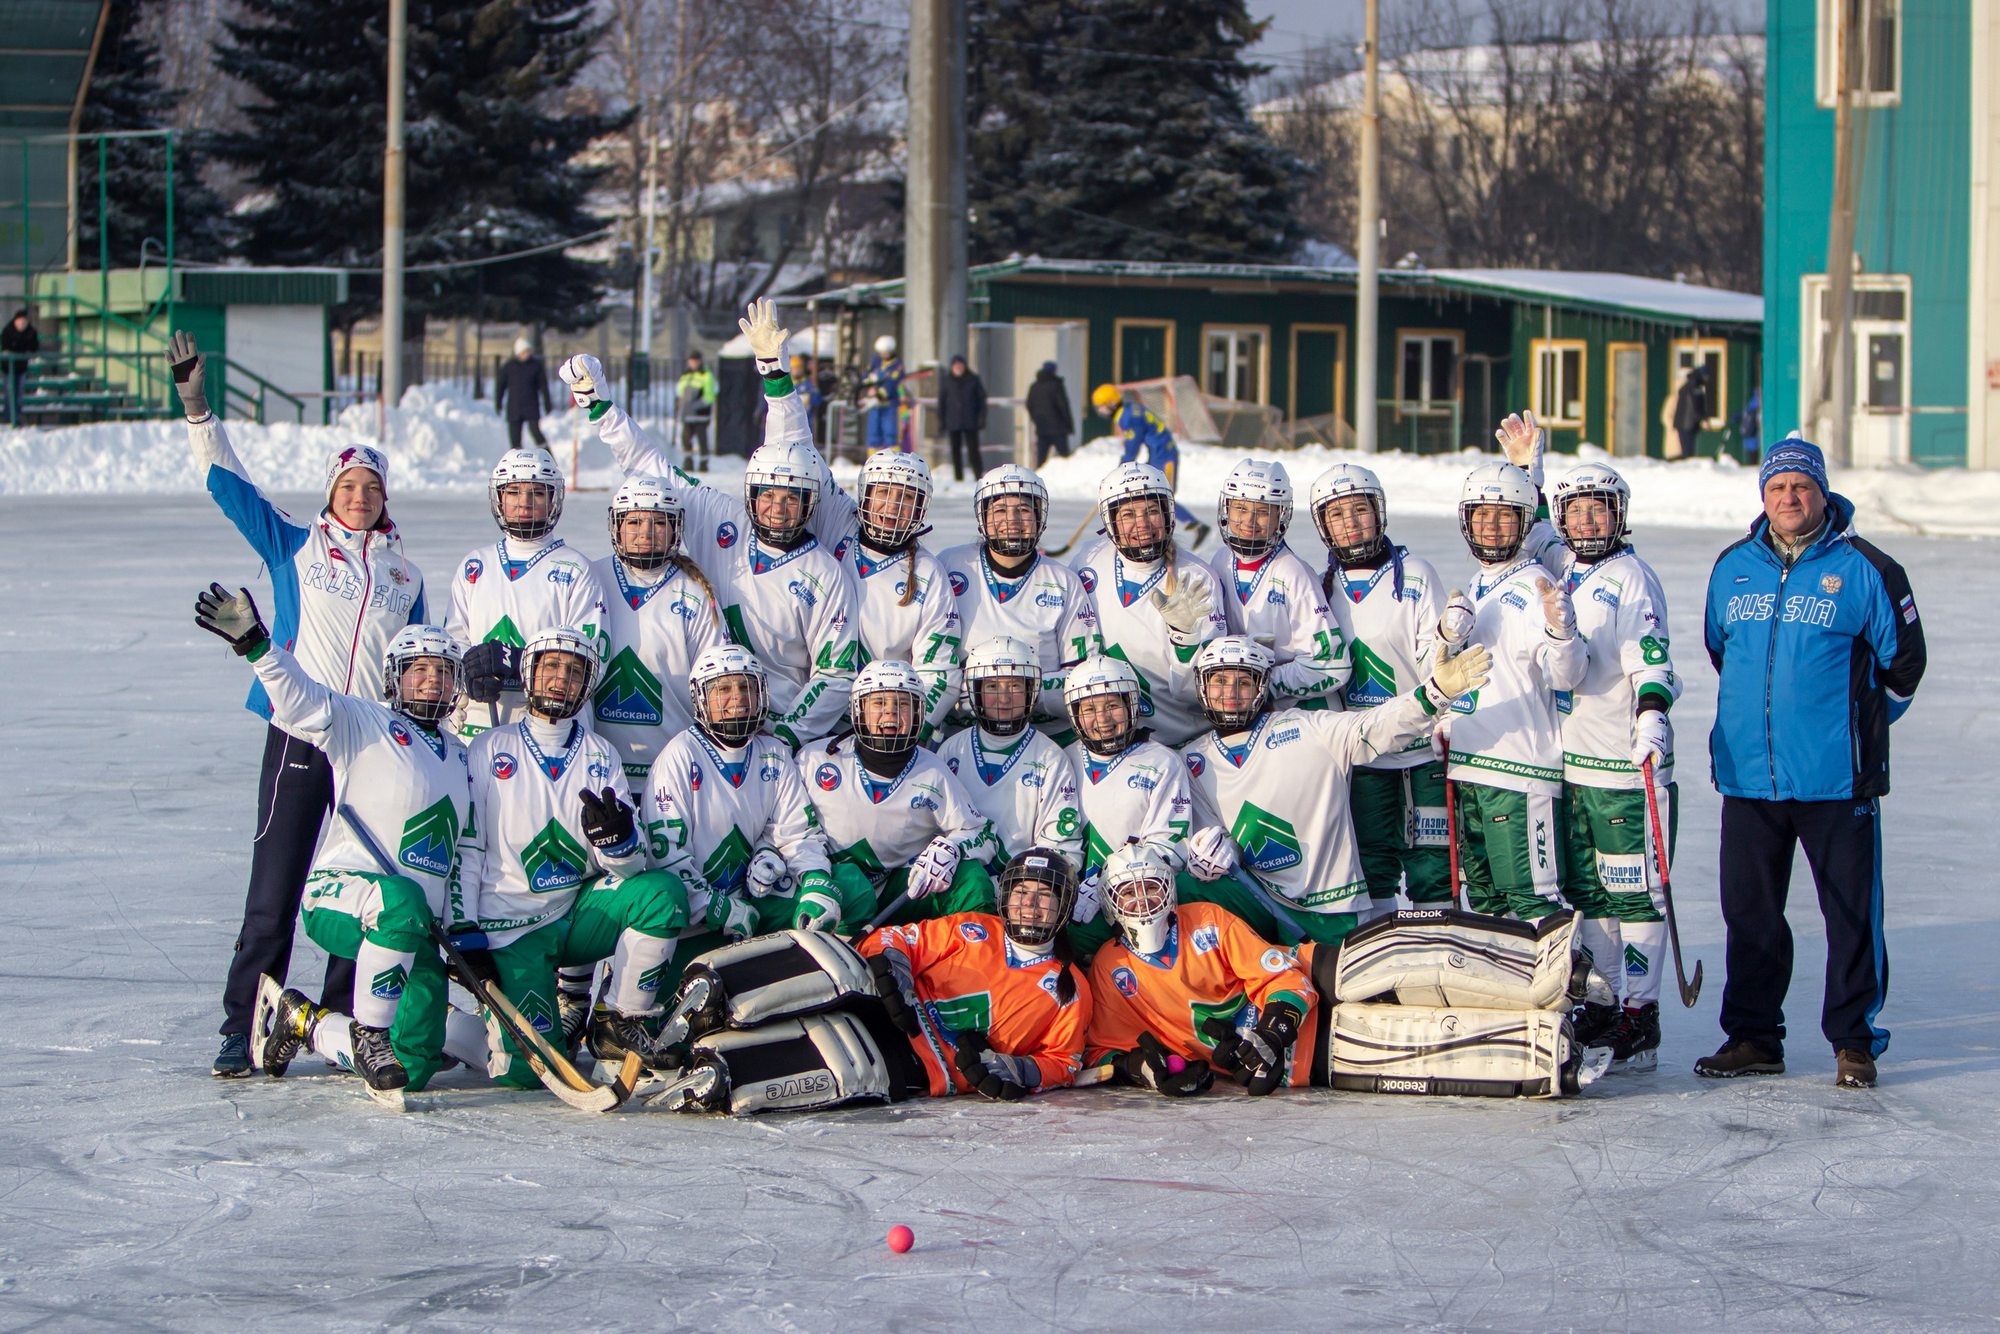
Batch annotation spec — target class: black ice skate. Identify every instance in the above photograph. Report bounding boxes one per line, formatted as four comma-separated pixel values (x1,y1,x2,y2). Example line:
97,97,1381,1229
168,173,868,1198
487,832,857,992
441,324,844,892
1605,1003,1661,1073
257,982,327,1077
646,1055,728,1112
588,1005,686,1072
349,1021,410,1092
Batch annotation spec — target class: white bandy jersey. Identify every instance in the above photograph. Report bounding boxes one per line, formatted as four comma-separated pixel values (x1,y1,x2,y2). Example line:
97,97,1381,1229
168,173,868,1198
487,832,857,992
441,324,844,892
1207,542,1351,706
939,543,1103,730
757,370,861,551
1326,546,1446,772
936,726,1084,868
1063,739,1194,875
794,739,1000,886
251,645,470,917
1444,555,1588,796
847,541,963,738
642,727,831,923
1183,697,1434,916
591,555,729,784
1548,545,1680,790
1071,540,1226,747
460,718,645,946
445,537,607,736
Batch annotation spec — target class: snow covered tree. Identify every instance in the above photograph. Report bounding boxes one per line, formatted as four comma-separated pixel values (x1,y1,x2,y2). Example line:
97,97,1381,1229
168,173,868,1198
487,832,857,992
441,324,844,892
967,0,1303,263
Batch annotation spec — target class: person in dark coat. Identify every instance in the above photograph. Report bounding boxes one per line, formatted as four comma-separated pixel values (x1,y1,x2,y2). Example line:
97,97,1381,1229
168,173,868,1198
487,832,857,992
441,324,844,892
936,353,988,482
1670,364,1713,460
496,336,552,450
2,308,39,424
1025,360,1073,465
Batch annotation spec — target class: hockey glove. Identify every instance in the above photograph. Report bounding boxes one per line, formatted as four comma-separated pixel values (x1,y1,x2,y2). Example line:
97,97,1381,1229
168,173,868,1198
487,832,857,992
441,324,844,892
1495,409,1546,489
792,886,842,933
1071,867,1104,924
1199,1015,1246,1075
1119,1031,1214,1098
445,931,500,989
195,582,270,657
703,891,757,943
867,948,923,1035
951,1029,1036,1100
1438,590,1475,656
1235,1001,1302,1096
745,849,790,898
906,836,961,899
1538,577,1576,641
557,353,605,411
1149,578,1215,647
1424,643,1491,713
579,786,638,854
738,297,791,377
461,640,521,703
167,330,210,421
1186,826,1238,883
1632,708,1673,771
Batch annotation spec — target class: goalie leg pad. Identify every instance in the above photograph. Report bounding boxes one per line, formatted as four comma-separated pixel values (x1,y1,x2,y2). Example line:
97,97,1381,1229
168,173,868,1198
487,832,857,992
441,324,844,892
1327,1002,1579,1098
1332,907,1580,1011
675,929,879,1032
695,1011,906,1115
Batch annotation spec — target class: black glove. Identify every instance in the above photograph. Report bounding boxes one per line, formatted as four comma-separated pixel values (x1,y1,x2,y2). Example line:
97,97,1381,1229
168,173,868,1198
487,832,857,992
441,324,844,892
194,582,270,656
1235,1002,1303,1097
445,930,500,990
461,640,521,703
1199,1015,1245,1075
1117,1031,1213,1098
578,786,637,852
867,950,923,1036
951,1029,1031,1101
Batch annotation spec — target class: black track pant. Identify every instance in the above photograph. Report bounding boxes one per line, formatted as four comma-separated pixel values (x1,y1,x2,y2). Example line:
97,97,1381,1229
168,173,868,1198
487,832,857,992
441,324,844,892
1718,796,1889,1058
219,725,355,1035
507,416,547,449
947,430,981,480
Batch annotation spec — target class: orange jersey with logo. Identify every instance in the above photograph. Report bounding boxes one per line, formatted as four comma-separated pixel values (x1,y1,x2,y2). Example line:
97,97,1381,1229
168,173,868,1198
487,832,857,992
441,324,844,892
861,912,1093,1096
1086,901,1318,1086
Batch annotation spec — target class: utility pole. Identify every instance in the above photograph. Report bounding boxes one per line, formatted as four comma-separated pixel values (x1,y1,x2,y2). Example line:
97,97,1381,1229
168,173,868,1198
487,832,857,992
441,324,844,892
1354,0,1381,452
1818,0,1865,464
905,0,967,376
382,0,408,412
639,111,659,361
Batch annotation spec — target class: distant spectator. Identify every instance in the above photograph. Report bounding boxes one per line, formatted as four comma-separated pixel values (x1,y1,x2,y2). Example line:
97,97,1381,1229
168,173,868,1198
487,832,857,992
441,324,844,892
2,308,39,424
1737,385,1762,461
678,350,718,468
936,353,987,482
1025,360,1074,465
1669,364,1713,461
495,336,551,450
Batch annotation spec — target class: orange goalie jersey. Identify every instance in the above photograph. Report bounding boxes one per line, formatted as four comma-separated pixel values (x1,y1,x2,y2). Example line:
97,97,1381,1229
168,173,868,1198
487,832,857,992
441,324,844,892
1086,901,1320,1087
861,913,1093,1097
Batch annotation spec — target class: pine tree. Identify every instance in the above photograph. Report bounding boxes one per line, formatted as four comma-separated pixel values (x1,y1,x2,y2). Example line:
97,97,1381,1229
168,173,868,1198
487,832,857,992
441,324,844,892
213,0,625,331
967,0,1303,264
75,0,234,269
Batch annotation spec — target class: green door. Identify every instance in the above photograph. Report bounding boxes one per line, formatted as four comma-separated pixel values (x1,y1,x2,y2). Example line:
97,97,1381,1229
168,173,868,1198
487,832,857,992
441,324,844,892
1118,323,1170,382
1293,328,1344,421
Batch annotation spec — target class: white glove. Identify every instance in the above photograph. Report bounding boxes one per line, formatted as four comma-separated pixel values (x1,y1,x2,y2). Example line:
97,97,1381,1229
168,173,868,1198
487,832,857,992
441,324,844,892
1495,409,1545,489
1424,643,1491,712
1430,715,1453,762
745,849,789,898
738,297,791,375
1071,868,1103,924
1186,826,1238,883
1438,589,1475,654
703,891,757,943
906,836,961,899
558,353,604,409
1149,578,1215,647
1538,577,1576,641
1631,709,1673,771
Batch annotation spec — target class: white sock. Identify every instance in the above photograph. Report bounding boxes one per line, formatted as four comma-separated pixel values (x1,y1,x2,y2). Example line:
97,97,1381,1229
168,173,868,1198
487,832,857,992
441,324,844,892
1623,920,1669,1008
310,1012,355,1070
1577,917,1624,1005
442,1005,493,1073
606,928,673,1016
352,940,416,1030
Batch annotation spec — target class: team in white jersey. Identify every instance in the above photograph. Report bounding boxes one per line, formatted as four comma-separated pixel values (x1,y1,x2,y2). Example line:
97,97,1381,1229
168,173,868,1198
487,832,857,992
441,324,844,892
842,451,965,739
936,636,1085,868
1207,459,1350,708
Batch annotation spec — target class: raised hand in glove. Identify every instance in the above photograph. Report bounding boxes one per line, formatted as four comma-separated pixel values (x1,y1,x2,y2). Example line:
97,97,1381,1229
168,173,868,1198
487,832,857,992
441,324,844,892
1632,708,1672,771
1185,826,1238,883
1119,1031,1214,1098
906,836,961,899
1538,577,1576,641
557,353,605,411
461,640,521,703
579,786,638,854
1234,1001,1302,1096
745,849,790,898
195,582,270,656
1424,643,1490,712
167,330,210,421
1149,577,1215,646
1495,409,1545,488
1438,589,1476,655
867,948,923,1035
738,297,791,376
951,1029,1037,1100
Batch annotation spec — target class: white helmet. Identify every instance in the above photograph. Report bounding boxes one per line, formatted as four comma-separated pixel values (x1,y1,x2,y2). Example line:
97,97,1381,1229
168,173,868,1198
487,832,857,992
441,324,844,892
873,334,897,358
963,634,1040,738
975,464,1049,558
1097,461,1175,562
1216,458,1293,560
1193,635,1274,734
489,448,565,541
688,644,766,746
1309,463,1389,567
744,441,821,545
1103,839,1179,956
1065,653,1143,757
1551,462,1631,562
324,442,388,509
382,624,462,726
518,625,602,721
1458,461,1538,564
850,658,926,760
608,477,683,571
857,450,933,549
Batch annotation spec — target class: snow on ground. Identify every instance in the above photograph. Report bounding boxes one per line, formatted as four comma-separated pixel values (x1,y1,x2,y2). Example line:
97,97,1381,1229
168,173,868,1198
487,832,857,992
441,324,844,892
1,478,1994,1327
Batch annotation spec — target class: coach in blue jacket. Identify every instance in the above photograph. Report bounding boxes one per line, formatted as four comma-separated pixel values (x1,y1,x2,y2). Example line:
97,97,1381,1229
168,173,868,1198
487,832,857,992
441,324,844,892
1696,438,1924,1089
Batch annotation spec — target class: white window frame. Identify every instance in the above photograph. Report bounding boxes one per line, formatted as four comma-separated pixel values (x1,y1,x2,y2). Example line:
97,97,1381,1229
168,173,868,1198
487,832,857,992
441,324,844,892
1200,324,1270,404
1799,272,1913,433
1668,338,1730,434
1529,338,1587,428
1817,0,1900,108
1396,330,1461,413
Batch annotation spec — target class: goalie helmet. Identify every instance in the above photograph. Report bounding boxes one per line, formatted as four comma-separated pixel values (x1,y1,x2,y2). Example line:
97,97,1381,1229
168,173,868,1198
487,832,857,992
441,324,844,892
1064,654,1142,757
1551,462,1631,563
856,450,933,550
607,477,683,572
1097,461,1174,563
382,624,462,726
518,625,602,721
489,449,566,542
1102,840,1178,957
1309,463,1389,567
744,441,820,546
963,634,1040,738
1457,461,1538,565
975,464,1049,559
687,644,767,747
850,659,926,765
997,847,1079,949
1216,458,1293,561
1194,635,1274,734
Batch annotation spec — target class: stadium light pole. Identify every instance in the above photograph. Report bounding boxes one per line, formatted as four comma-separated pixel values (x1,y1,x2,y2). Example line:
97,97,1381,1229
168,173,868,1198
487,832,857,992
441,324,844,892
382,0,408,413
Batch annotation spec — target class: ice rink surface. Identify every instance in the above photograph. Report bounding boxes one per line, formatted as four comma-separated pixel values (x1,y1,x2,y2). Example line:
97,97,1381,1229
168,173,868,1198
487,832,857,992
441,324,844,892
1,482,1994,1330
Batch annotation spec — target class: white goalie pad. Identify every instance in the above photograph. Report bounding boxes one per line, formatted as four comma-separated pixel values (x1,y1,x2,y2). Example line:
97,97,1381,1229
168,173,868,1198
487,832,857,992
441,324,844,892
1332,908,1581,1011
1328,1002,1580,1099
683,929,879,1029
696,1011,896,1116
